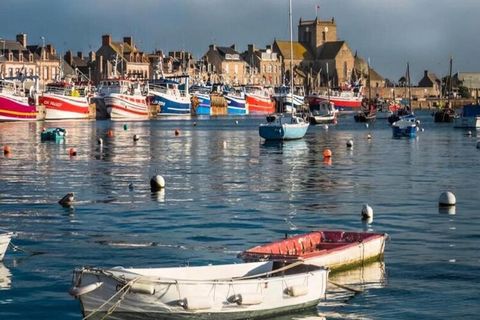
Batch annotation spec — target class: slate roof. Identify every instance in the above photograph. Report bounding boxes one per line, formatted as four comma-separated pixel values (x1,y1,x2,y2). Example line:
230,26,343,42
217,46,239,56
317,41,345,60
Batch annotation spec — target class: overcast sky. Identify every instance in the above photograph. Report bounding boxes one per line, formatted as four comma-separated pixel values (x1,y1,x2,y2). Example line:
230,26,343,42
1,0,479,82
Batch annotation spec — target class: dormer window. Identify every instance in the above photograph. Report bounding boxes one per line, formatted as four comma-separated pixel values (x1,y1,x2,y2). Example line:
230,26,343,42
29,54,33,62
8,52,13,61
19,53,23,62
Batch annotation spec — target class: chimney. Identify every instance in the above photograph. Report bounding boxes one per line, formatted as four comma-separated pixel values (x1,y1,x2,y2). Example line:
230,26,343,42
424,70,428,77
89,51,96,62
123,36,133,47
248,44,255,55
46,44,53,54
77,51,84,59
65,50,73,65
102,34,112,46
16,33,27,48
266,44,272,51
209,44,216,51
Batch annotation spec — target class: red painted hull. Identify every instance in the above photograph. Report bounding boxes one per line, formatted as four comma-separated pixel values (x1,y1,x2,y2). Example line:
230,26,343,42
40,94,91,119
0,95,37,120
308,95,362,111
246,94,275,115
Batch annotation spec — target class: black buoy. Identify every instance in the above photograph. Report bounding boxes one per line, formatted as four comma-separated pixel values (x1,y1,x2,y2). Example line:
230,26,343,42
59,192,75,207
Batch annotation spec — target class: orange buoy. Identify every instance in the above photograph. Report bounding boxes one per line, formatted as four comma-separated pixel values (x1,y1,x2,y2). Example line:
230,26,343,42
3,145,11,155
69,148,77,156
107,129,114,138
323,148,332,158
174,129,180,136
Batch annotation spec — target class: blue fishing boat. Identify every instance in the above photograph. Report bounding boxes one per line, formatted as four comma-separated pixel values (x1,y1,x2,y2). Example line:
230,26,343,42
259,114,309,140
149,78,191,116
225,87,247,115
392,114,417,138
190,86,211,116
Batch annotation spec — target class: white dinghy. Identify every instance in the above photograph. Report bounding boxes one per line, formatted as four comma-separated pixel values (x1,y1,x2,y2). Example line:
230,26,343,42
70,261,328,320
0,231,12,261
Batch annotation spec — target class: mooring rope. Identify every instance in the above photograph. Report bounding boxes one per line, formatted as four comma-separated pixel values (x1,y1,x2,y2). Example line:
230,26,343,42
8,242,45,256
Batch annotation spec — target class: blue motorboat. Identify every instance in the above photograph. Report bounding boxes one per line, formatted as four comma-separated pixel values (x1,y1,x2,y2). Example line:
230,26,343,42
149,78,191,116
392,114,417,138
259,114,309,140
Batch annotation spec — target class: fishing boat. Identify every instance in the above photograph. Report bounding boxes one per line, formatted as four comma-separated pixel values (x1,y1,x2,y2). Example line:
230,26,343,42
245,86,275,115
0,78,40,121
190,85,212,115
149,77,191,116
434,57,457,123
40,81,95,120
0,231,12,261
454,103,480,128
70,261,328,320
274,85,305,113
309,90,363,113
259,114,309,141
392,114,417,138
354,99,377,122
225,87,248,115
97,79,149,120
309,101,337,124
239,230,387,272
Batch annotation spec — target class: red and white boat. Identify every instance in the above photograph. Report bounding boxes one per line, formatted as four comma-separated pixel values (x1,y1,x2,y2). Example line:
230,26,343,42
239,230,387,271
308,90,363,113
40,82,94,120
245,86,275,115
0,78,40,121
98,79,149,120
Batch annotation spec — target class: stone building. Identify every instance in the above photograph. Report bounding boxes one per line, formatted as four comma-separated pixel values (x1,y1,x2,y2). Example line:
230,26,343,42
273,16,384,93
202,45,247,85
64,50,95,81
241,44,282,85
0,33,61,87
93,35,149,83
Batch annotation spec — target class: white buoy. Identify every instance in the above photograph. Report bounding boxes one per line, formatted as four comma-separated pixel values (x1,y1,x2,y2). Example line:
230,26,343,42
365,123,369,128
133,134,140,142
59,192,75,207
416,120,421,125
324,124,329,130
223,141,227,149
361,204,373,220
346,139,353,148
439,191,456,207
466,131,472,136
367,134,372,140
235,120,239,125
421,128,425,132
97,137,103,145
150,175,165,191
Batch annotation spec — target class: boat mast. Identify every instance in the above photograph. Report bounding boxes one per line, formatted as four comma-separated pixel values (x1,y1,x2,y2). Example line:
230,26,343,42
368,59,371,101
447,56,453,108
289,0,294,101
407,62,411,110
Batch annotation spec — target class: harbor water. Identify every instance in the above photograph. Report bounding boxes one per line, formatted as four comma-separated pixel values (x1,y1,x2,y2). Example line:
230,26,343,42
0,112,479,319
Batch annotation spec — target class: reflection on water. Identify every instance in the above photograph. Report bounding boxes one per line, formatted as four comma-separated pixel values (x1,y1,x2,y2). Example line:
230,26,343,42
0,263,11,290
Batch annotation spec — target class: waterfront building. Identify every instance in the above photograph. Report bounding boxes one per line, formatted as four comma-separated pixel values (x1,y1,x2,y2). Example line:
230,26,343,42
0,33,61,88
202,44,247,85
242,44,282,85
64,50,95,81
453,72,480,98
93,35,149,83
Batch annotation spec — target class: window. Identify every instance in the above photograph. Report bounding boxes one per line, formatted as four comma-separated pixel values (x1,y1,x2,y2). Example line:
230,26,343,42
8,68,13,77
8,53,13,61
267,64,272,73
44,66,49,80
19,54,23,62
234,64,238,74
29,54,33,62
52,67,57,79
225,64,229,74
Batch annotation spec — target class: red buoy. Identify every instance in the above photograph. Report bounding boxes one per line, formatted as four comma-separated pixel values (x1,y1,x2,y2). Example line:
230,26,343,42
323,148,332,158
69,148,77,157
3,145,11,155
107,129,114,138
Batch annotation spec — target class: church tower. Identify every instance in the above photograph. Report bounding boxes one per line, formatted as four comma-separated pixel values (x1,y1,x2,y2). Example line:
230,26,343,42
298,17,337,58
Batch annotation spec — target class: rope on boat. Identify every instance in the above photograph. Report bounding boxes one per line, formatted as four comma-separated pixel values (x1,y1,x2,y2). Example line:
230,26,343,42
328,280,364,294
8,242,45,256
82,277,140,320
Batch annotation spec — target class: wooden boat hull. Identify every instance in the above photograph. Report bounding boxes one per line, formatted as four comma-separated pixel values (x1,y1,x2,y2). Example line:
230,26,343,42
240,231,387,272
71,261,328,320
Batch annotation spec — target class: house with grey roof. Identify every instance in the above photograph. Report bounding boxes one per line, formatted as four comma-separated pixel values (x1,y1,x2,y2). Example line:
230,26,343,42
202,44,247,84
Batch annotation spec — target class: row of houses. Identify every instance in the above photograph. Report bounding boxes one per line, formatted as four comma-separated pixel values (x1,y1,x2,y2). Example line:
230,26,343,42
1,16,480,97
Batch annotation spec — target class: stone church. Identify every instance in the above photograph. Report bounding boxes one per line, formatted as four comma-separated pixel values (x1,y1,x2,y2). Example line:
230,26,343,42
273,16,384,93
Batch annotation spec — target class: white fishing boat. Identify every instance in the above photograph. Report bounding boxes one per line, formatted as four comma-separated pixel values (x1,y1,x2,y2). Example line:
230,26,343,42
70,261,328,320
0,231,12,261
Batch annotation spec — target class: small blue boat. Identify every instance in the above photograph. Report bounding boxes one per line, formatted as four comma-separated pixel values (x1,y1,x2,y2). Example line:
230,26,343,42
149,78,191,116
259,114,309,140
41,128,67,141
392,114,417,138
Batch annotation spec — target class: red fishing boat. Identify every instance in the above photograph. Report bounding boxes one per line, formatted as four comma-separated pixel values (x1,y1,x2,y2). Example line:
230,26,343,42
0,79,39,121
40,81,95,120
245,86,275,115
239,230,387,271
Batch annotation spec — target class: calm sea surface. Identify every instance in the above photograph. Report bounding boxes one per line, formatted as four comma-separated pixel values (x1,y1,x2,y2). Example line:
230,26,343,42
0,112,479,319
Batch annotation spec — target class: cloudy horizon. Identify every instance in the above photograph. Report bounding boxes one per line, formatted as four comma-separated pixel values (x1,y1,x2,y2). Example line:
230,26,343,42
1,0,479,82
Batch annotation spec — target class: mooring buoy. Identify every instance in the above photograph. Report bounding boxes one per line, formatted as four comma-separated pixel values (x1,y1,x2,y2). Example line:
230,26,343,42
367,134,372,140
150,175,165,191
97,137,103,145
3,145,11,155
133,134,140,142
361,204,373,220
69,148,77,156
59,192,75,207
123,124,128,131
346,140,353,148
323,148,332,159
439,191,456,207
